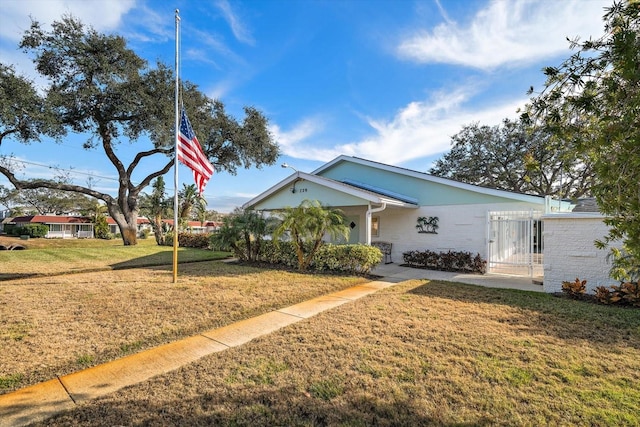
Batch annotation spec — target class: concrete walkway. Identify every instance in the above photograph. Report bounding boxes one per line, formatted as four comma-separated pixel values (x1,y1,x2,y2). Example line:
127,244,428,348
371,263,544,292
0,265,541,427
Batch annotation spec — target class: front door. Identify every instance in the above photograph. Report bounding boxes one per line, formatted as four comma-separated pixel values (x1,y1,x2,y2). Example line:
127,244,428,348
346,216,359,244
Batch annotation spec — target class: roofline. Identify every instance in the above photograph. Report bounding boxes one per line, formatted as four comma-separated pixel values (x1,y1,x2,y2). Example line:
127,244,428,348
312,155,548,205
242,171,416,210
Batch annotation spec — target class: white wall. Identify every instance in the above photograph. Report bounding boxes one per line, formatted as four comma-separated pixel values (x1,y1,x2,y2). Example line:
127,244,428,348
542,213,617,293
343,202,543,264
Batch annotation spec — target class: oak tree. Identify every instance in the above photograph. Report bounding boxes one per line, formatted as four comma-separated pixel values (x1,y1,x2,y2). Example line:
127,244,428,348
0,16,279,245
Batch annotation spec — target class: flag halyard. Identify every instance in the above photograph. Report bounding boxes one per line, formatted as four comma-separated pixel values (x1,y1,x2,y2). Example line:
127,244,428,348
177,108,214,195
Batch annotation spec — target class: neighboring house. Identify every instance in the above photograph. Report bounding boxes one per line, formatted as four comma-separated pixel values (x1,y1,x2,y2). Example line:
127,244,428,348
106,217,152,236
161,219,222,234
9,215,94,238
243,156,574,276
106,218,222,236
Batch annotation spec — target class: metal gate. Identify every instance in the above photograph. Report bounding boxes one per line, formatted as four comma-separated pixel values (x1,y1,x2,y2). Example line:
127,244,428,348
487,210,543,278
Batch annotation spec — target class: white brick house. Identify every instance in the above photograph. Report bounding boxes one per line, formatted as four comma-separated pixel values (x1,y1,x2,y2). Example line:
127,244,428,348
243,156,573,274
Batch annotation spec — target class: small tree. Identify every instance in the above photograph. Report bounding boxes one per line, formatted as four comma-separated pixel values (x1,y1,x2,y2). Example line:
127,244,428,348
272,200,349,271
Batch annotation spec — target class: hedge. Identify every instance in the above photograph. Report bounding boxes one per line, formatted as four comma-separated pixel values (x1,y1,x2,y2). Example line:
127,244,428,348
7,224,49,238
163,232,213,249
234,240,382,275
402,249,486,274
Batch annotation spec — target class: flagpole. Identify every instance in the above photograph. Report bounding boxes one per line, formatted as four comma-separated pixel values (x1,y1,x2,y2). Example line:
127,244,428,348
172,9,180,283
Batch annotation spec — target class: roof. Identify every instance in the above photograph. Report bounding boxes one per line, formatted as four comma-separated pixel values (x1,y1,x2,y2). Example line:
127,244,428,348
11,215,93,224
244,155,556,211
313,155,547,205
243,171,419,210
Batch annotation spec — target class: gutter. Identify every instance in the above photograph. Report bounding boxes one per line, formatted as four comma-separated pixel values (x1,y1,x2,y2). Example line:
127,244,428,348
366,202,386,245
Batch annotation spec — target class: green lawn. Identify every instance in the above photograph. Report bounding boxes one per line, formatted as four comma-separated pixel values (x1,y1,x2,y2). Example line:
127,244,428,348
0,237,229,280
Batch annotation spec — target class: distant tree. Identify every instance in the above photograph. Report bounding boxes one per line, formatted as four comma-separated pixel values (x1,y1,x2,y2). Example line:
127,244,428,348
178,184,206,230
0,16,279,246
523,1,640,281
429,119,594,199
17,186,94,215
0,185,18,212
272,200,349,271
139,177,170,245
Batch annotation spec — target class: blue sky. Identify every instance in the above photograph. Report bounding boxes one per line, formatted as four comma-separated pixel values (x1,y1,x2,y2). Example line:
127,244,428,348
1,0,610,213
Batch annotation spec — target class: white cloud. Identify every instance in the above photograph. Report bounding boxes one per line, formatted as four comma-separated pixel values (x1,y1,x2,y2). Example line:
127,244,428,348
279,86,526,166
0,0,135,41
215,0,255,45
270,117,327,157
397,0,609,70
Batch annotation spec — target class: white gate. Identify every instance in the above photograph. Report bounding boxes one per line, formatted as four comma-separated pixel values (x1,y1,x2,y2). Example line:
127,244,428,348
487,210,543,278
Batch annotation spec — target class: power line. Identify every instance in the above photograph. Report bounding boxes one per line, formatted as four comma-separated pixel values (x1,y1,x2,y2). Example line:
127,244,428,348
5,158,120,182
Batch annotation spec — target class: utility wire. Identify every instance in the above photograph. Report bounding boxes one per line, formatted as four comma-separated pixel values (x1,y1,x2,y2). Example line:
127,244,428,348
4,158,120,182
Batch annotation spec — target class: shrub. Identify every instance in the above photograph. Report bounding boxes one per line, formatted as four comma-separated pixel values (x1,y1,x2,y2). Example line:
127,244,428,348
588,282,640,307
561,278,587,297
235,240,382,275
402,250,486,274
164,232,212,249
139,229,151,239
10,224,48,238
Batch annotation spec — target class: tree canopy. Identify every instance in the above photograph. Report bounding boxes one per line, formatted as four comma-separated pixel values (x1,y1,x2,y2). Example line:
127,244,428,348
0,16,279,245
523,1,640,281
429,118,594,199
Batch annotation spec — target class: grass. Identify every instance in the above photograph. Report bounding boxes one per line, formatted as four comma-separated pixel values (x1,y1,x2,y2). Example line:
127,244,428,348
0,236,226,280
2,237,640,425
0,238,369,394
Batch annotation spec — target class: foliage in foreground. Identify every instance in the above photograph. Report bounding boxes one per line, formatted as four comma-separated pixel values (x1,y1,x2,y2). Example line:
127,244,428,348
525,1,640,282
562,277,640,307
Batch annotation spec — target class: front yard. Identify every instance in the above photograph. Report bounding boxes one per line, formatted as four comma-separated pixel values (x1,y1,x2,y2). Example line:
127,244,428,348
1,238,639,425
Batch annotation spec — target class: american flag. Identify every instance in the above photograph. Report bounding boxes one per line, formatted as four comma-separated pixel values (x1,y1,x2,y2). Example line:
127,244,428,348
177,108,214,195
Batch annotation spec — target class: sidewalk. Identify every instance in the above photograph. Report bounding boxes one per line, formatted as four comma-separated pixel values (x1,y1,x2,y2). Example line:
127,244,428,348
371,263,544,292
0,265,540,427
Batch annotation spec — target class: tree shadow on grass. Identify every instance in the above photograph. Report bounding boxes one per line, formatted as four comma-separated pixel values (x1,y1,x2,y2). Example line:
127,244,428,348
38,387,492,427
408,280,640,350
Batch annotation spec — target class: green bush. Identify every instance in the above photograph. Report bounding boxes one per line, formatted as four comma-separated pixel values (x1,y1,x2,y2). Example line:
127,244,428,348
139,228,151,239
235,240,382,275
402,249,486,274
312,244,382,275
164,232,212,249
10,224,48,238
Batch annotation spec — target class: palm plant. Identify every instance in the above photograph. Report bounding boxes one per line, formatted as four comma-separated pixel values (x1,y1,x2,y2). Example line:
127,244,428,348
178,184,206,230
210,209,272,261
272,199,349,271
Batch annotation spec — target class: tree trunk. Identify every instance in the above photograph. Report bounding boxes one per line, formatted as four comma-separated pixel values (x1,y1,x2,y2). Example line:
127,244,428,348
151,215,165,245
108,206,139,246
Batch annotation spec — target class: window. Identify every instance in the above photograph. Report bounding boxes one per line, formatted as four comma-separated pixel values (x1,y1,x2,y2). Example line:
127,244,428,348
371,216,380,237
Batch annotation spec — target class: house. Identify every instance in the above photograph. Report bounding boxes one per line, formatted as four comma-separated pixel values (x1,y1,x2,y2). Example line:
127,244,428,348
106,217,152,236
9,215,94,238
106,218,222,237
243,156,573,276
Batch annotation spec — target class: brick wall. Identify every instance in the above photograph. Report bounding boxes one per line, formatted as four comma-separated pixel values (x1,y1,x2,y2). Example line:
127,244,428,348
542,213,617,293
